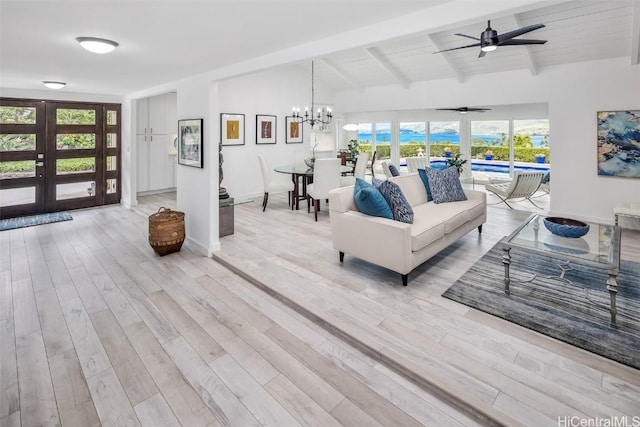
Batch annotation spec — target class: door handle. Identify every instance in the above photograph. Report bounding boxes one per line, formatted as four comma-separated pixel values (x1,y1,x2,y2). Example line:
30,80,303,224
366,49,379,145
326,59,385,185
36,161,44,167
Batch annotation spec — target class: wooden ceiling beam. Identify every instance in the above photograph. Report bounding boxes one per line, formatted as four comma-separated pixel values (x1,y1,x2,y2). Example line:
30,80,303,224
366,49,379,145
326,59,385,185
427,34,465,83
510,14,539,76
365,47,410,88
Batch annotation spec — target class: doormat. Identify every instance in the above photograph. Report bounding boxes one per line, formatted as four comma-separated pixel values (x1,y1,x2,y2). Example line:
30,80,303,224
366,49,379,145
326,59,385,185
0,211,73,232
442,243,640,370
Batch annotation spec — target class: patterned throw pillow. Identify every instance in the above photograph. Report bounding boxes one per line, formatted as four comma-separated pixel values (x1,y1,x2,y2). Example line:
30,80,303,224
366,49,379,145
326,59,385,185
417,168,433,202
374,179,414,224
388,164,400,177
353,178,393,219
424,167,467,204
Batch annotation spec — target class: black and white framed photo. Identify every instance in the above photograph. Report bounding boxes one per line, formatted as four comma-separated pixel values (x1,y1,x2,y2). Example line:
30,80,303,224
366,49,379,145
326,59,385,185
285,116,303,144
220,113,245,146
178,119,203,168
256,114,277,144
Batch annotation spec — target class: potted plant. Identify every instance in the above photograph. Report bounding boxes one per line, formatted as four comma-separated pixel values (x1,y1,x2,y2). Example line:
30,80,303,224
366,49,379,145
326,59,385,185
447,152,467,175
535,153,546,164
348,139,360,159
443,146,452,158
485,150,494,160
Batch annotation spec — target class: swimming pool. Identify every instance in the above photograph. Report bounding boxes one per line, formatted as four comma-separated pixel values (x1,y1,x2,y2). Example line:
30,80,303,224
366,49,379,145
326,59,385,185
429,159,549,174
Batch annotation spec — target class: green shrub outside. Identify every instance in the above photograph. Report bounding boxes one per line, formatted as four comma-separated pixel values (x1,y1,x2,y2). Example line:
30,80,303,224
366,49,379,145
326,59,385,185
357,141,550,164
0,158,96,173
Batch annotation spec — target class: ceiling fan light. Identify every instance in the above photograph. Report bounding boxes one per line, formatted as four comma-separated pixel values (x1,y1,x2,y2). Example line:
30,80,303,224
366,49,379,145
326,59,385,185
42,81,66,89
481,45,497,52
76,37,119,54
343,123,359,131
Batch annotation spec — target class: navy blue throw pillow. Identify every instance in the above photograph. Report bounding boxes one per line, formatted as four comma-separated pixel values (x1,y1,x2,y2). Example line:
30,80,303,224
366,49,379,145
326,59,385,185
388,164,400,177
417,168,433,202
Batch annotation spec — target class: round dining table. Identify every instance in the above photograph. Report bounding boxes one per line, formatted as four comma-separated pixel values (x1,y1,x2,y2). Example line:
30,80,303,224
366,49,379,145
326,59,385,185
274,164,352,210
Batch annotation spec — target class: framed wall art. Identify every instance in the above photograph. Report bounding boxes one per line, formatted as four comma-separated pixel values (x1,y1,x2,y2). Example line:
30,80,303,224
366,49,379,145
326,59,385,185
597,110,640,179
220,113,245,146
256,114,277,144
178,119,203,168
285,116,303,144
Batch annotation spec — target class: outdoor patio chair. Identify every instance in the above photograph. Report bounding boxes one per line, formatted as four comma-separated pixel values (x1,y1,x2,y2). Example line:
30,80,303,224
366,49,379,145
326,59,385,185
485,171,545,209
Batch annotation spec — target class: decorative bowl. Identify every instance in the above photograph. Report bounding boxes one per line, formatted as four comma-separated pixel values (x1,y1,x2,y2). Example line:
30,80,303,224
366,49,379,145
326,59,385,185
304,157,315,169
543,217,590,238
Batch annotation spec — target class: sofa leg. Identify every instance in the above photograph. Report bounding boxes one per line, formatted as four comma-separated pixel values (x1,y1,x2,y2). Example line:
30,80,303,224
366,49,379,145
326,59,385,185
339,251,344,262
401,274,408,287
478,224,483,234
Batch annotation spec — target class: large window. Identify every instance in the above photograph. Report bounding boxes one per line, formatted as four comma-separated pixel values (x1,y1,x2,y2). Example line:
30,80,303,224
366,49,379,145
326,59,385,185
429,121,460,157
471,120,510,160
514,119,549,164
399,122,426,159
375,122,391,160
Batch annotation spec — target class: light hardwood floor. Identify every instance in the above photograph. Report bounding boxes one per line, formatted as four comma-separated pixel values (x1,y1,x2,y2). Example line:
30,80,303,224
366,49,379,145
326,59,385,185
1,190,638,427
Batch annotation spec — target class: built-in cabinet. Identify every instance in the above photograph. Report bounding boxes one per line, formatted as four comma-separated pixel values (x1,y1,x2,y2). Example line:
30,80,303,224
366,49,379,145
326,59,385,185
136,92,177,193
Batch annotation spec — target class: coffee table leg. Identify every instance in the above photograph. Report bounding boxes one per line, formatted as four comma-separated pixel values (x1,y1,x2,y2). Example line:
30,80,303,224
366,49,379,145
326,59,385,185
607,272,618,326
502,246,511,295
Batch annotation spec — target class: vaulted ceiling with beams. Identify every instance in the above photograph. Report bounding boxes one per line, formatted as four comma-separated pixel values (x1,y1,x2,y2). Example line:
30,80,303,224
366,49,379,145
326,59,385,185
0,0,638,96
312,0,639,91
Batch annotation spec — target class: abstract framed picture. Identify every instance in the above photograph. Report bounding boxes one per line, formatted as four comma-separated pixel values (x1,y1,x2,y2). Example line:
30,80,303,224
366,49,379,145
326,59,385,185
285,116,303,144
177,119,203,168
256,114,277,144
220,113,245,146
597,110,640,179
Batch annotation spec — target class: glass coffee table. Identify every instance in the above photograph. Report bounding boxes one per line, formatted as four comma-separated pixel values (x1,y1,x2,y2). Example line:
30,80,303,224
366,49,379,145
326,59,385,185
501,214,621,325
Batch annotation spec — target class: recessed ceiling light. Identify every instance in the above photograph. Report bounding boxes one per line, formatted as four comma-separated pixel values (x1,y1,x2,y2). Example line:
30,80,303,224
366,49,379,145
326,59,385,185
76,36,119,54
42,81,66,89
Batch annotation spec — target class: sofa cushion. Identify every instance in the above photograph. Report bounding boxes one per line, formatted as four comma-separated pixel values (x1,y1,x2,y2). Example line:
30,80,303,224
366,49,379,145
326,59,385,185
374,179,414,224
417,168,433,201
353,178,393,220
388,174,428,207
409,204,446,250
425,167,467,204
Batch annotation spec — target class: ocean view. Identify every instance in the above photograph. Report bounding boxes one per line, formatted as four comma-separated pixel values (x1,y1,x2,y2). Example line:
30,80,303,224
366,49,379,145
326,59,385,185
358,132,547,147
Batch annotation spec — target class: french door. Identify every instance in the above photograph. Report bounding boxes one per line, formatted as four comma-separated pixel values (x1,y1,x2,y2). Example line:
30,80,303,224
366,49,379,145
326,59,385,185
0,98,121,219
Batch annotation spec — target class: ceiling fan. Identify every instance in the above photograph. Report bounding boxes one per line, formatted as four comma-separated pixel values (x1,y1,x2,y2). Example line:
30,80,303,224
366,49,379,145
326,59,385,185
434,20,547,58
436,107,491,114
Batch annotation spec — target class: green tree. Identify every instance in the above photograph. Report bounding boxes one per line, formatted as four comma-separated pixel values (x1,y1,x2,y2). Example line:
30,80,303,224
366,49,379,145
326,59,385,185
514,134,533,148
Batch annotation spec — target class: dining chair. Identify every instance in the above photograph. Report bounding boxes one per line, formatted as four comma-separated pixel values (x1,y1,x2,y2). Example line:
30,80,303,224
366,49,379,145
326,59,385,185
340,152,369,186
366,150,377,178
258,154,294,211
307,158,341,221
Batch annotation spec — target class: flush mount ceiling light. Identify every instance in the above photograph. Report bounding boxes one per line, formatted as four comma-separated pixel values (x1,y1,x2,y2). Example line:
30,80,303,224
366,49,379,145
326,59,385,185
42,81,66,89
343,124,359,131
76,36,119,54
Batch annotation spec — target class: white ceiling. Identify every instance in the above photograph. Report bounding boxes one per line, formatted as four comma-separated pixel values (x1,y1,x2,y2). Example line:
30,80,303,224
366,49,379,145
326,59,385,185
1,0,638,96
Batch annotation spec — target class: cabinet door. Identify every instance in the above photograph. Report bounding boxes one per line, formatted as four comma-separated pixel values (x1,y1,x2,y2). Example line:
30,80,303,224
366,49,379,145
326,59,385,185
136,135,149,192
148,95,166,134
148,135,168,190
136,98,149,135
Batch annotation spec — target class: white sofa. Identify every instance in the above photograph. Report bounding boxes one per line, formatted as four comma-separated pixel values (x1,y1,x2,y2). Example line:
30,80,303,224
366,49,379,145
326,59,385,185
328,173,487,286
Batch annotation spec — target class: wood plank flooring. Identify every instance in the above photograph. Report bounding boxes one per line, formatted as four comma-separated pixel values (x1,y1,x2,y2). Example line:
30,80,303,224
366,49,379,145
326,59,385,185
1,190,638,426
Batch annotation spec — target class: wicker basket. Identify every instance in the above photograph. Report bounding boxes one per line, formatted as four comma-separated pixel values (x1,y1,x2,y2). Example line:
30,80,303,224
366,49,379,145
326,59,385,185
148,207,185,256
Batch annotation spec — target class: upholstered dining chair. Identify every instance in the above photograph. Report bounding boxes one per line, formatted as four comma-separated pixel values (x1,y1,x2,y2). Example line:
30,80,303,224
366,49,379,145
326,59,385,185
340,152,369,186
258,154,294,211
485,171,545,209
307,158,341,221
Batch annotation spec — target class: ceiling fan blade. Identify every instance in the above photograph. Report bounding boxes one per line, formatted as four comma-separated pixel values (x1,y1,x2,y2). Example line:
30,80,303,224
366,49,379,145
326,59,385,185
498,39,547,46
478,49,487,58
497,23,545,43
454,33,480,41
433,42,481,54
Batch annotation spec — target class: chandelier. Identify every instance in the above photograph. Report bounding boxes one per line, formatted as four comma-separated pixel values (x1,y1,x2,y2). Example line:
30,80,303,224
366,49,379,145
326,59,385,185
292,61,332,129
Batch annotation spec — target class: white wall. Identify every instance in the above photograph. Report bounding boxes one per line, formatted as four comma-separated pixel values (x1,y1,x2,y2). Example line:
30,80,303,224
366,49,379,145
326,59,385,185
218,64,335,200
335,57,640,224
175,77,218,255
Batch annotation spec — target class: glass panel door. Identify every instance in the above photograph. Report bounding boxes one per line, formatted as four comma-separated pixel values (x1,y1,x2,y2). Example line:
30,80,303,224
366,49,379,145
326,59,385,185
0,100,46,218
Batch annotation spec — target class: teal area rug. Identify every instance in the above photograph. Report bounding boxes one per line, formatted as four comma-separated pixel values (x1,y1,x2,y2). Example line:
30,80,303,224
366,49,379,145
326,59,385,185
0,211,73,232
442,243,640,369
